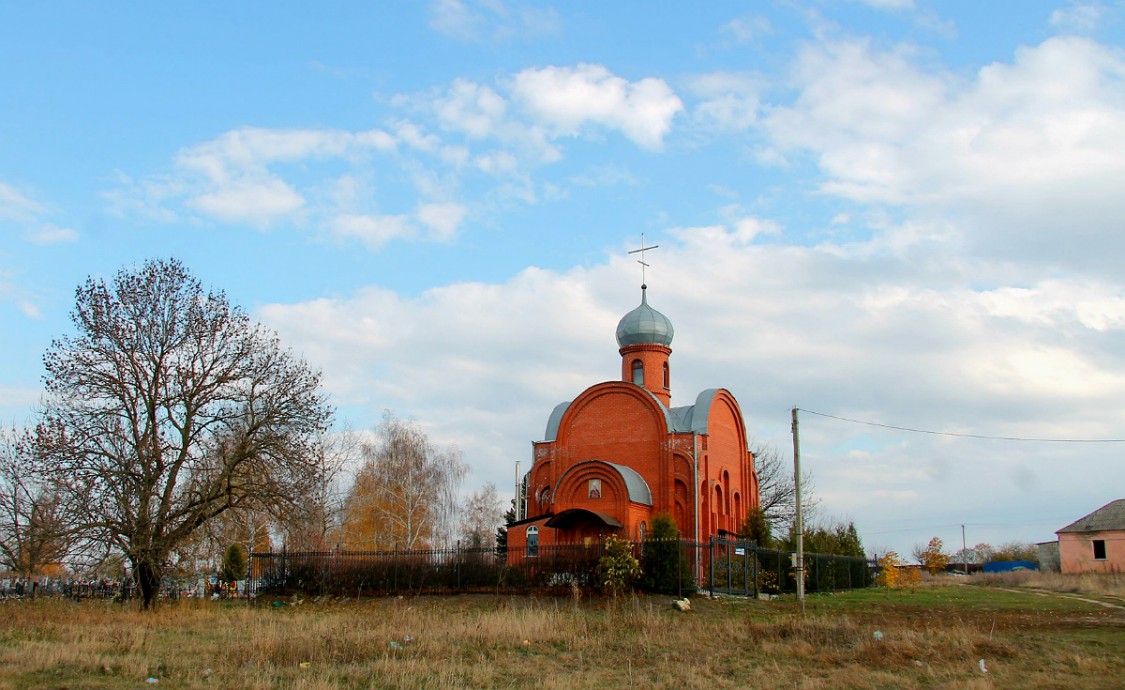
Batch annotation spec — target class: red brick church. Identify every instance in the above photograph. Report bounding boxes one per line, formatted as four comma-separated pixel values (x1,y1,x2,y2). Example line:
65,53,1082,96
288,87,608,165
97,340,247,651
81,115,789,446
507,284,760,554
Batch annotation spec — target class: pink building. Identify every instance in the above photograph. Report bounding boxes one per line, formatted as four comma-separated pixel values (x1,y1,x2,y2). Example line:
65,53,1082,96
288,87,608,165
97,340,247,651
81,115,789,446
1056,499,1125,574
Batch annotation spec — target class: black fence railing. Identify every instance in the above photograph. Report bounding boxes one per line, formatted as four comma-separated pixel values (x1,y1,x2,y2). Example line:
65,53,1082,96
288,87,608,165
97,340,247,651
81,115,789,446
701,541,872,596
250,538,873,599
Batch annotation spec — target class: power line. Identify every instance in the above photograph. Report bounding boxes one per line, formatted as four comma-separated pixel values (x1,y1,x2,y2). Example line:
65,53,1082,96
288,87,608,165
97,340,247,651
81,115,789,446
798,408,1125,443
863,519,1072,536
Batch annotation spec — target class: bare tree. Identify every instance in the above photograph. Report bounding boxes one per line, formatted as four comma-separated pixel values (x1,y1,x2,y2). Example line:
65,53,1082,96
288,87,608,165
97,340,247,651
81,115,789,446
277,426,357,550
0,425,71,578
458,482,503,548
341,412,466,550
750,442,816,532
35,258,332,608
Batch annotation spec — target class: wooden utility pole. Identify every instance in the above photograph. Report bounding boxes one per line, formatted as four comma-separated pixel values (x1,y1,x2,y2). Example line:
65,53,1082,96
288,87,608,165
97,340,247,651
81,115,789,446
792,407,805,608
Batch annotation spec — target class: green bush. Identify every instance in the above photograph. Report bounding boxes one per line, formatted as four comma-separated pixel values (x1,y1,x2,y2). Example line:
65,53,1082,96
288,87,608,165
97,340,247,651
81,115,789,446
638,514,696,596
597,535,640,597
220,543,248,584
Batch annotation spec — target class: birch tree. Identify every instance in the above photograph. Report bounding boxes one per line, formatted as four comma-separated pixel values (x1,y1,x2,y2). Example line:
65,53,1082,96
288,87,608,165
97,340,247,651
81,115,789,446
458,482,503,548
341,413,465,550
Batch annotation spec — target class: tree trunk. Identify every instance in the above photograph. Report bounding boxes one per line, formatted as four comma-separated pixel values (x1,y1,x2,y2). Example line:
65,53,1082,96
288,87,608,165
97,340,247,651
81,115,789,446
135,559,162,609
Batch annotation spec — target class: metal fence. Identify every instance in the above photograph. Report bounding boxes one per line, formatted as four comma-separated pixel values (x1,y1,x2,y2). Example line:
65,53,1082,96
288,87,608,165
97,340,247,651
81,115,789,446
249,538,872,599
701,540,872,596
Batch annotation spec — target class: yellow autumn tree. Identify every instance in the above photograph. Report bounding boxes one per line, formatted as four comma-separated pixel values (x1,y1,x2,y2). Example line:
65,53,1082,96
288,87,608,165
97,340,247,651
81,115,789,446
916,536,950,574
340,413,466,551
877,551,902,588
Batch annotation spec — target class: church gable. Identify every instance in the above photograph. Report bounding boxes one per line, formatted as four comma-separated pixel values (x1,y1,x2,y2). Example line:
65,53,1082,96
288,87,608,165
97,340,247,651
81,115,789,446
704,390,748,459
558,383,669,461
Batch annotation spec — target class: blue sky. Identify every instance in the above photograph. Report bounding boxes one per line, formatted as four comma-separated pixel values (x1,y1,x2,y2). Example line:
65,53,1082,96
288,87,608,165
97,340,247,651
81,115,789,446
4,0,1125,559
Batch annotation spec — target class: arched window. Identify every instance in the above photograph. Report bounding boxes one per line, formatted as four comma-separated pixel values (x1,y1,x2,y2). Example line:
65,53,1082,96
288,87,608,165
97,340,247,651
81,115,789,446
631,359,644,385
663,361,669,388
527,526,539,558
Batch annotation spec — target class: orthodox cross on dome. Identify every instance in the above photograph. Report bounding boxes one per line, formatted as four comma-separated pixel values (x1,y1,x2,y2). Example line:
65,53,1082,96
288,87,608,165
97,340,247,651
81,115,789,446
627,233,660,288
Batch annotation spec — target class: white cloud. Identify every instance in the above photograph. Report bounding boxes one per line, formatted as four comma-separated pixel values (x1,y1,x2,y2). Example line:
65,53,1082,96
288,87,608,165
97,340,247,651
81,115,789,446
25,224,78,245
2,184,79,244
720,15,772,44
107,126,419,239
170,127,398,228
850,0,915,9
175,127,396,177
759,35,1125,270
428,0,561,43
434,79,509,139
0,182,44,220
108,63,687,244
18,300,40,318
416,202,468,241
0,384,41,412
511,64,684,149
688,72,762,130
187,177,305,227
1050,1,1103,31
328,213,415,250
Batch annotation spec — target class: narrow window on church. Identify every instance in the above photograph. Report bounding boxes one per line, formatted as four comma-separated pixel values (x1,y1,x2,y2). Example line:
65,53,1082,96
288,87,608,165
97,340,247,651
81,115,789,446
631,359,644,385
527,527,539,558
639,521,646,542
663,362,669,388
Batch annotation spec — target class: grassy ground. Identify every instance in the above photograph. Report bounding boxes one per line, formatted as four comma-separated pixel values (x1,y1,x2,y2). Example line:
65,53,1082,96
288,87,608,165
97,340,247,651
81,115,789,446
1,584,1122,689
969,569,1125,604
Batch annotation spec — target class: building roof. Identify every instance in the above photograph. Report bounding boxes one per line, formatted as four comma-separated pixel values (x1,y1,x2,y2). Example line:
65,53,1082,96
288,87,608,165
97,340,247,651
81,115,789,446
615,286,674,348
669,389,723,435
551,459,654,506
545,509,623,529
1056,499,1125,534
604,461,654,505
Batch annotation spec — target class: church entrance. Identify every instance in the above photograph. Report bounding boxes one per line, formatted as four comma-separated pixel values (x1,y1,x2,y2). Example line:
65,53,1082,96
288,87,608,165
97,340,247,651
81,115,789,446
545,508,622,546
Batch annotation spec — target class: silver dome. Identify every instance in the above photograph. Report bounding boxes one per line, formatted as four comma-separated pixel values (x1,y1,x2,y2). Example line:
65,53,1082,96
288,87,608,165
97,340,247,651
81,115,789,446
615,286,674,347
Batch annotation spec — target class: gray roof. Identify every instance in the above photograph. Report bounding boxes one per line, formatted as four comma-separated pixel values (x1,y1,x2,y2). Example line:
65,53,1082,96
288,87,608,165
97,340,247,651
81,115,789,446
552,459,653,506
615,286,674,348
1057,499,1125,533
668,389,722,434
605,461,654,505
543,400,571,441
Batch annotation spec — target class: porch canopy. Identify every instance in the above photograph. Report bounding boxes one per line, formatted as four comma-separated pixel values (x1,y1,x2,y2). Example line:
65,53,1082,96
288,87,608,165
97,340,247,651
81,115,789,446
544,508,622,530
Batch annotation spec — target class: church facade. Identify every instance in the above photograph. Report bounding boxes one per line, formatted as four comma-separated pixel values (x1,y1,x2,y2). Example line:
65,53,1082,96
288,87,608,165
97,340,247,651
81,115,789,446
507,285,759,555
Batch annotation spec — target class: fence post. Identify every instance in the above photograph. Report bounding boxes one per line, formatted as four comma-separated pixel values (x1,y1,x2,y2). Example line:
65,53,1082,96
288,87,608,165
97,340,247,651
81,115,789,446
752,545,759,597
743,543,750,596
708,538,715,595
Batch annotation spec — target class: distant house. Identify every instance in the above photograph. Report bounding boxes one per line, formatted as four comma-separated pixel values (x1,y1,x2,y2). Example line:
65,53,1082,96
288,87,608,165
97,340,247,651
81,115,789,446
1055,499,1125,574
1036,541,1060,573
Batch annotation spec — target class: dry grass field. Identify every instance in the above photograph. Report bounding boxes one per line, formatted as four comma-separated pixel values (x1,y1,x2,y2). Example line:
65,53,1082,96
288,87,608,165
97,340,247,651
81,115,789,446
1,581,1122,689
